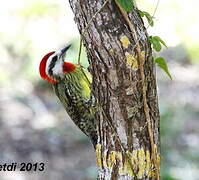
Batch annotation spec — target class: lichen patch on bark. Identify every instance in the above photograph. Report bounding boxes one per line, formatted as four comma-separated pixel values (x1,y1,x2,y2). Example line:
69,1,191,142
125,52,138,70
95,144,160,179
120,35,131,48
96,144,102,168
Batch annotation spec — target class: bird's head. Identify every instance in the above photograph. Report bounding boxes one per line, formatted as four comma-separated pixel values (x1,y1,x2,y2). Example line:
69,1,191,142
39,45,76,84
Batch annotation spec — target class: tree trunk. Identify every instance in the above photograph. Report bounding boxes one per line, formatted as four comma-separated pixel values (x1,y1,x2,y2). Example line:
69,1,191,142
68,0,160,179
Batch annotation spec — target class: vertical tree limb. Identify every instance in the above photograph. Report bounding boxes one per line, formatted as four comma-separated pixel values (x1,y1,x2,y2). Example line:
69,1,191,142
68,0,160,179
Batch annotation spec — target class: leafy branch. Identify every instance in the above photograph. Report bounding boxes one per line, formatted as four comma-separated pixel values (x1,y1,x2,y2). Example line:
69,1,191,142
115,0,172,80
149,36,172,80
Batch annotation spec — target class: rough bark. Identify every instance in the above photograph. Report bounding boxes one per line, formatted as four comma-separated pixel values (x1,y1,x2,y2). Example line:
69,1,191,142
68,0,160,179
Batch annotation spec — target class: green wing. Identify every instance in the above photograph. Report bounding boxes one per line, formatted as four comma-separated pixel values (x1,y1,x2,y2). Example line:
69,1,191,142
52,66,97,145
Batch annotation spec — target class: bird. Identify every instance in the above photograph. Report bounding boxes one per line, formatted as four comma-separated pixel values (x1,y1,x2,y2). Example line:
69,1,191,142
39,45,97,146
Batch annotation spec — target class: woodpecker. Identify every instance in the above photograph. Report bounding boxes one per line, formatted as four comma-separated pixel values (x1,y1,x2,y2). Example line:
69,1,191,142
39,45,97,146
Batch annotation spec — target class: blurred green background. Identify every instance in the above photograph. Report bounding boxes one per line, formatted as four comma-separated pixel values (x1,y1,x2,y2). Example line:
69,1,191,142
0,0,198,179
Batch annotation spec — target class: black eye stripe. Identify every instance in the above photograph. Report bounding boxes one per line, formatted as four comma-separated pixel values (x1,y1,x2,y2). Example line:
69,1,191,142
48,55,58,76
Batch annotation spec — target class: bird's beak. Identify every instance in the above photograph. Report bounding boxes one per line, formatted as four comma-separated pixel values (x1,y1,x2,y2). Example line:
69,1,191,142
61,44,71,55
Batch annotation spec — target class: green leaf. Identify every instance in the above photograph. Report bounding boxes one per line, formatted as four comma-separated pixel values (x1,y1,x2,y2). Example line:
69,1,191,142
149,36,162,52
138,10,145,17
154,57,172,80
138,10,154,26
149,36,168,52
153,36,167,47
116,0,134,12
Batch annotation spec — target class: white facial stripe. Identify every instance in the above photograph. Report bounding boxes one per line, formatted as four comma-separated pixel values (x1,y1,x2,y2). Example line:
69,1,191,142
52,59,64,76
45,54,54,76
45,50,64,77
